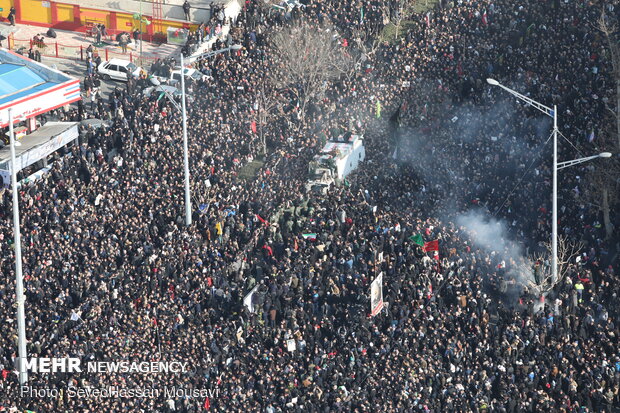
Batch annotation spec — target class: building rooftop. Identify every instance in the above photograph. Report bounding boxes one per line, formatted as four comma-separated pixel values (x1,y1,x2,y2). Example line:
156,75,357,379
0,48,80,128
0,63,54,106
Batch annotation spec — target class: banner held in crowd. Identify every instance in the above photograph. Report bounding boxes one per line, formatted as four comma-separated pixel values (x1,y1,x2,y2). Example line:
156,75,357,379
370,273,384,317
243,285,260,313
423,240,439,252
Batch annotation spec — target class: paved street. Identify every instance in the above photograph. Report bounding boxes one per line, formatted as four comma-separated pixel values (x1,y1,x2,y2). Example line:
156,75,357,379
40,55,130,101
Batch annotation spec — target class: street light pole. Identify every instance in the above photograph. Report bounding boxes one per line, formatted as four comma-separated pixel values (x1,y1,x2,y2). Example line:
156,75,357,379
487,78,558,280
139,0,143,63
152,45,242,226
487,79,612,285
552,104,558,283
180,52,192,226
8,108,28,385
185,44,242,64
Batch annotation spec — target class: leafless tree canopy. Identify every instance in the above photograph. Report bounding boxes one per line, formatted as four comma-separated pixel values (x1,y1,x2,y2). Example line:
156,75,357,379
583,147,620,239
587,8,620,238
524,235,584,294
268,22,353,121
598,9,620,149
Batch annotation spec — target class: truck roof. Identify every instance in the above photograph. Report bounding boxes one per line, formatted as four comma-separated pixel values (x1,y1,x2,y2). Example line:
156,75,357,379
316,135,363,161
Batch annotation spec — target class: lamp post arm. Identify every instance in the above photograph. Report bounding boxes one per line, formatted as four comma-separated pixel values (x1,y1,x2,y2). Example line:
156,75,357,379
185,46,235,64
160,88,182,113
556,155,602,170
497,84,554,118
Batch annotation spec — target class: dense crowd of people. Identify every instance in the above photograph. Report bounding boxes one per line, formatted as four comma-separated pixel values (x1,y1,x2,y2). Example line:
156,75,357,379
0,0,618,412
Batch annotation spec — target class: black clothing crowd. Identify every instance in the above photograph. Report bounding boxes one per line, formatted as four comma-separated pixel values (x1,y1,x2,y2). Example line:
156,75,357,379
0,0,618,412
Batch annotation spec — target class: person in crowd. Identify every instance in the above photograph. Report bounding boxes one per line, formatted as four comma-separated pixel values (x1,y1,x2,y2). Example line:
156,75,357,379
119,32,129,53
133,28,141,49
183,0,191,21
8,6,15,26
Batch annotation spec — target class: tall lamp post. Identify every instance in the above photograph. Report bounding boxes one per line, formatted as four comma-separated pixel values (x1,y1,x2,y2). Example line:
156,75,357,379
487,78,612,283
153,45,242,226
8,108,28,385
180,51,191,226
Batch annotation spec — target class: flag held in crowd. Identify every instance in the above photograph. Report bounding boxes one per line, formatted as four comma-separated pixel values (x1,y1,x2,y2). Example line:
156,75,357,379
423,240,439,252
256,214,269,226
302,233,317,241
243,285,260,313
370,273,384,317
409,233,424,247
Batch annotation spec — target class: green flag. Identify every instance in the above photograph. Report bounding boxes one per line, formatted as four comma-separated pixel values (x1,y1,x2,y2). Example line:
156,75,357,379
408,233,424,247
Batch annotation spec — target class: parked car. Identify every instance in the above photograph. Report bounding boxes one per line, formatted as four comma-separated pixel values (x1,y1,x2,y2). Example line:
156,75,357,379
97,59,142,81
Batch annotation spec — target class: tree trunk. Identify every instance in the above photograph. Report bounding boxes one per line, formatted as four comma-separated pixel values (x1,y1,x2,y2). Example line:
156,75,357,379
616,78,620,148
261,127,266,155
259,102,266,155
602,187,613,239
260,116,266,155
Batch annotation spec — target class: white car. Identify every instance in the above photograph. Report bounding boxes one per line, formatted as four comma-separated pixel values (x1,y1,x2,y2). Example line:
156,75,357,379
98,59,142,82
173,67,209,83
158,67,210,87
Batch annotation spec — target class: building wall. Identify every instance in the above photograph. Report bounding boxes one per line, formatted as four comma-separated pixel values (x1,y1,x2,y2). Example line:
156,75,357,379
0,0,14,22
55,3,73,22
11,0,203,37
21,0,52,25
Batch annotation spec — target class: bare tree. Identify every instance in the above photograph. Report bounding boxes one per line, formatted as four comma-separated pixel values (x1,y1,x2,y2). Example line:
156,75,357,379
268,22,353,124
347,25,383,80
522,236,584,293
392,0,418,40
583,144,620,240
598,8,620,149
587,8,620,239
256,80,281,155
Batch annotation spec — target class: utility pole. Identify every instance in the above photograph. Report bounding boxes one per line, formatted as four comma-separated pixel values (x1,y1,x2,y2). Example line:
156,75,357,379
180,52,192,226
8,108,28,385
139,0,143,63
551,105,558,284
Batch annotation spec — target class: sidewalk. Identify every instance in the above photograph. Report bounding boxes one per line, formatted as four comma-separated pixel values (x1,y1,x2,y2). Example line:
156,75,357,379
190,0,240,58
1,0,241,65
3,21,181,66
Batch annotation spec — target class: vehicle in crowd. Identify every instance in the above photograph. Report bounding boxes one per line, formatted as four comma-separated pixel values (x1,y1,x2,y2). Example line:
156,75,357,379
142,84,180,98
306,133,365,194
142,83,195,104
156,67,210,87
97,59,142,81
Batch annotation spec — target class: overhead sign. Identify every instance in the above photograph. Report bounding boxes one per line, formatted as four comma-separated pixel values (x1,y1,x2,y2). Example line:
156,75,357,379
0,50,81,128
0,122,79,185
0,79,80,128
